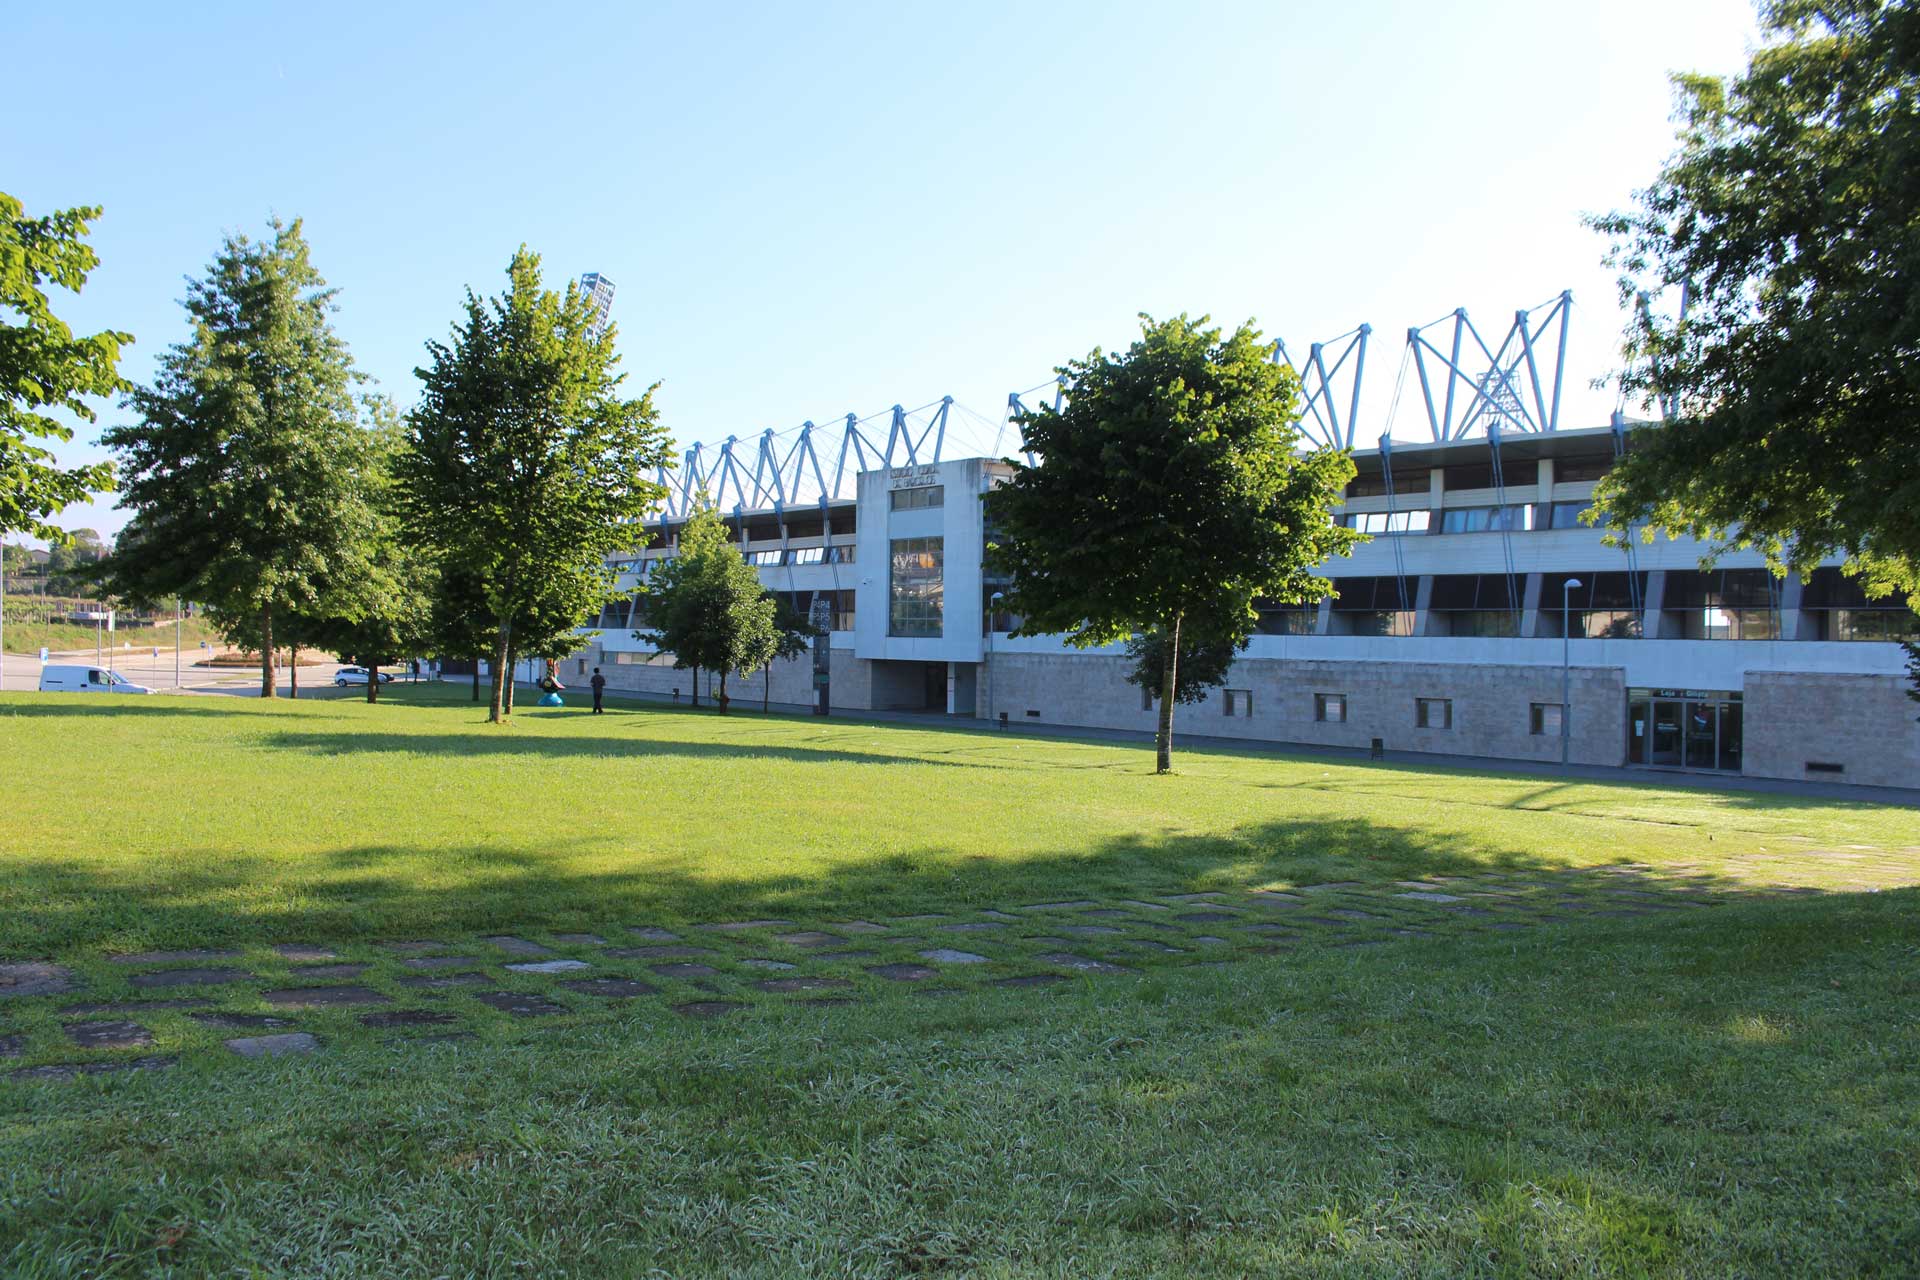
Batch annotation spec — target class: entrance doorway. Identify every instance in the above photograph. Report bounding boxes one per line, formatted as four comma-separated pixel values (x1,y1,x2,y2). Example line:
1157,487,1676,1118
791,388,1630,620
1627,689,1742,772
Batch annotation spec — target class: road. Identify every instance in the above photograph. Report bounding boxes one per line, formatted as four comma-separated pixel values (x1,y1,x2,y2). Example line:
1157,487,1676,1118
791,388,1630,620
0,646,424,697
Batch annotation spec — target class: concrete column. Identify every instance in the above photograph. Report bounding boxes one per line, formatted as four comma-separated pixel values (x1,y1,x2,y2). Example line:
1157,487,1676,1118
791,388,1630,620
1521,572,1545,637
1780,575,1817,640
1414,575,1440,636
1641,570,1670,639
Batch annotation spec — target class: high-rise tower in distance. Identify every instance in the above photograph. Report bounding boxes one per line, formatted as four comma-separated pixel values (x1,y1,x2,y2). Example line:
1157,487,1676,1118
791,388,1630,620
579,272,615,339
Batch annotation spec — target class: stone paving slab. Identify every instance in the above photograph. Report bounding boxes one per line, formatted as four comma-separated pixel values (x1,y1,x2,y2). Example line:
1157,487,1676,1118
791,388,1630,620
650,962,721,979
1016,901,1099,912
740,959,796,971
1056,925,1123,937
361,1009,458,1028
696,920,793,933
504,959,591,974
933,922,1006,933
814,950,878,962
1397,891,1463,904
60,999,200,1015
401,956,484,971
109,949,242,966
63,1020,153,1050
226,1033,318,1058
396,973,493,990
291,963,369,980
0,1034,21,1057
673,1001,742,1018
829,920,892,935
756,977,854,993
868,963,938,982
474,991,566,1018
191,1012,295,1031
627,926,680,941
11,1055,176,1082
561,978,658,999
552,933,606,945
1037,953,1131,975
918,949,990,965
263,986,390,1008
1,962,81,999
610,945,716,960
130,968,252,989
483,936,553,957
773,931,846,949
272,944,339,962
381,941,449,955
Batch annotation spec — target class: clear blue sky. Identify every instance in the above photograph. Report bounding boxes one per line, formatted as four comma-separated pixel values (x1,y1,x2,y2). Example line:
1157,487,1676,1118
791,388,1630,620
8,0,1758,540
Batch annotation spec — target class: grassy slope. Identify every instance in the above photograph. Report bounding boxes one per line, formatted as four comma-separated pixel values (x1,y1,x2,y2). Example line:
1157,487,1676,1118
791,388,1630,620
2,619,222,656
0,685,1909,958
0,689,1915,1277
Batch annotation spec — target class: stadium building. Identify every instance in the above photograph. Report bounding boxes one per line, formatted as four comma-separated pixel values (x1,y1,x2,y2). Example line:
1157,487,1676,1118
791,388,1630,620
567,297,1919,789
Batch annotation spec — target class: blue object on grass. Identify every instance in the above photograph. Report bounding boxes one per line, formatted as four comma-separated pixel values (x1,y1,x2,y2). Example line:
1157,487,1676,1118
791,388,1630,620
539,692,564,707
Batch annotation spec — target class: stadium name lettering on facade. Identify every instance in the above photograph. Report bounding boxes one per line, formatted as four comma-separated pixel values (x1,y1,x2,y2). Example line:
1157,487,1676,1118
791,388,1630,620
888,465,940,490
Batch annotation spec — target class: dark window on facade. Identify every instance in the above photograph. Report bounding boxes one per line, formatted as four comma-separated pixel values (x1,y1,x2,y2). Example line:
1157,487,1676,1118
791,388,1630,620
1314,693,1347,723
1437,505,1532,534
1544,572,1647,638
1415,697,1451,729
1800,567,1917,641
1331,576,1415,636
1444,461,1538,490
1428,574,1521,637
1536,500,1593,530
1553,455,1613,483
1255,601,1320,635
1347,468,1431,498
888,537,943,637
1663,569,1780,640
890,485,944,511
1224,689,1252,718
1530,702,1563,735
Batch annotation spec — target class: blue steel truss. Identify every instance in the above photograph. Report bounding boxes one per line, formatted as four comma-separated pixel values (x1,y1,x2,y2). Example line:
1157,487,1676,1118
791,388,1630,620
650,398,962,523
1406,292,1572,441
1275,324,1371,450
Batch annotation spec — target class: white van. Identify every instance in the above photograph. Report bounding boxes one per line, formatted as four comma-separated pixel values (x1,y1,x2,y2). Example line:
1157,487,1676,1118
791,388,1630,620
39,665,154,694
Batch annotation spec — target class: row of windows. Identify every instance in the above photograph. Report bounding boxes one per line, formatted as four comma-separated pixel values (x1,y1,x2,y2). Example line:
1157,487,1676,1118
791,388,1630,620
1204,688,1567,736
1345,455,1613,498
1340,501,1594,536
745,544,857,567
889,485,945,510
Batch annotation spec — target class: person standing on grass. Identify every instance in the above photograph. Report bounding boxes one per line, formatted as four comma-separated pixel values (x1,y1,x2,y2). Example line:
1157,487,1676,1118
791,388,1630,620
590,666,606,714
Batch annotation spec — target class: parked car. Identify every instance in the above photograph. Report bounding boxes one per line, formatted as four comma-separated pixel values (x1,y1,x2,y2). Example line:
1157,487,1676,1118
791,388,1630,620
39,665,153,694
333,666,395,686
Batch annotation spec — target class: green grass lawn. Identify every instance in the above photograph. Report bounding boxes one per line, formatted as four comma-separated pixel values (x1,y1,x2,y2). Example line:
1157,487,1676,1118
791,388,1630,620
1,687,1916,1277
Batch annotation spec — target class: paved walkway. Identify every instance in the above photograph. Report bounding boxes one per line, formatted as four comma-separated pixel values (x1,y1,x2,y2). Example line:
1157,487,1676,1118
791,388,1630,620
5,846,1916,1082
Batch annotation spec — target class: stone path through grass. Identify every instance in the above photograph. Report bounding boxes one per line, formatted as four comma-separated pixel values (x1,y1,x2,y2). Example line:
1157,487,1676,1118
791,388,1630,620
5,845,1917,1082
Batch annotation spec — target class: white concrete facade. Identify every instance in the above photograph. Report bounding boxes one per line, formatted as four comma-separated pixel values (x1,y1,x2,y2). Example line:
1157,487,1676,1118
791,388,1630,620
570,427,1917,790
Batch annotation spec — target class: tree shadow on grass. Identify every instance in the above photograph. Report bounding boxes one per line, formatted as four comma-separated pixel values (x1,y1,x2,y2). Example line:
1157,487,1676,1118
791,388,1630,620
0,807,1907,958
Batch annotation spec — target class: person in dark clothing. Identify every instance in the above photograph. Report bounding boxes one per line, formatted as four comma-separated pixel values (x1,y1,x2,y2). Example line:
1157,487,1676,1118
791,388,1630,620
590,666,607,714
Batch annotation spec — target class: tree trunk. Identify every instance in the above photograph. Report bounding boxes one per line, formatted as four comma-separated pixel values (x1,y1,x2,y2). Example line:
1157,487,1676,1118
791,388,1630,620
488,619,512,723
717,667,730,715
690,663,700,708
1155,612,1181,774
289,646,300,699
505,648,517,715
367,661,379,704
764,663,771,714
260,604,276,699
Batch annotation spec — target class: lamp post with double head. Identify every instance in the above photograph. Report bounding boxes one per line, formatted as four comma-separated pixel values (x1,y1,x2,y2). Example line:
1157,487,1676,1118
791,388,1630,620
1561,577,1583,766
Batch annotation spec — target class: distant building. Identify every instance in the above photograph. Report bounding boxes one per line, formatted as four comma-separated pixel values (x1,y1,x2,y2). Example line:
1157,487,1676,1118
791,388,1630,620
578,272,615,339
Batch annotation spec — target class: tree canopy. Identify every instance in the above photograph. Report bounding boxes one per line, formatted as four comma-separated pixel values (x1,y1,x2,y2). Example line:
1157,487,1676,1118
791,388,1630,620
399,246,672,723
1,192,127,543
99,217,376,697
640,504,779,713
1590,0,1920,603
1122,618,1249,706
987,313,1360,771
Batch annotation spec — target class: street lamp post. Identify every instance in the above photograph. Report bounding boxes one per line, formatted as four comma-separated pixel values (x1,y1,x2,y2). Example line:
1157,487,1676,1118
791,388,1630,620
986,591,1004,724
1561,577,1583,766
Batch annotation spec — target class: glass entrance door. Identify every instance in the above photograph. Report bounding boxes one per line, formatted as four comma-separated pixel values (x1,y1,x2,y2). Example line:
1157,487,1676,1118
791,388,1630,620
1627,695,1743,771
1650,700,1683,766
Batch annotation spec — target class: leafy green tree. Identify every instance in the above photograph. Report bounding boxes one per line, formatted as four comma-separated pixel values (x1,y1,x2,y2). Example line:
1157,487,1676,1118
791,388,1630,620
1123,617,1248,706
400,247,670,723
306,405,436,702
641,505,779,714
1,192,126,544
1591,1,1920,604
99,218,376,698
987,313,1360,772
